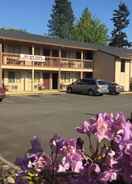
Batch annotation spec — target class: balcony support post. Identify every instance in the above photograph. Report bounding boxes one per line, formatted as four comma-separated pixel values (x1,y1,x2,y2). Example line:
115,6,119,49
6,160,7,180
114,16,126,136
80,72,83,79
49,73,52,90
32,45,35,92
81,50,84,79
50,49,52,57
58,48,62,90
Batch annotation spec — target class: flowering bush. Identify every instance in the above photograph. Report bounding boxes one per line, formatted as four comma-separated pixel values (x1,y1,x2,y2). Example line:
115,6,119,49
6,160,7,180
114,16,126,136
15,113,132,184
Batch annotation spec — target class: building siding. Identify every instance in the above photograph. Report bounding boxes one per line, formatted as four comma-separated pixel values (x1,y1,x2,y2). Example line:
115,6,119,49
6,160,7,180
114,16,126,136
115,60,130,91
93,51,115,82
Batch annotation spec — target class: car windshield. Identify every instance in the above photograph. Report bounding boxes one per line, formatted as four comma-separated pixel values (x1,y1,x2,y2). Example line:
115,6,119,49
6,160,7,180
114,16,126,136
97,81,107,85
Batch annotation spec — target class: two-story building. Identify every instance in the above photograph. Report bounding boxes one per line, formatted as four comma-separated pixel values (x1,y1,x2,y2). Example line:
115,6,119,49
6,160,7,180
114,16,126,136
0,29,132,93
0,29,95,93
94,46,132,91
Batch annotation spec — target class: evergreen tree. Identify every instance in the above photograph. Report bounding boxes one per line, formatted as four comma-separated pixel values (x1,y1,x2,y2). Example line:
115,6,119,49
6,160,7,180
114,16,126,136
71,8,108,44
109,2,132,47
48,0,74,39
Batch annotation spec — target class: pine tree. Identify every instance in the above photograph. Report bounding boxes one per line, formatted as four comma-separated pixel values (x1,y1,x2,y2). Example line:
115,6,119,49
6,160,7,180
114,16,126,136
109,2,132,47
71,8,108,44
48,0,74,39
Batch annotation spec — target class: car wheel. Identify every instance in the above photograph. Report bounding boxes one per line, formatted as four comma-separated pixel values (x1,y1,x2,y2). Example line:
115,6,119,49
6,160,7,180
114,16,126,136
0,99,2,102
67,87,72,93
113,92,119,95
111,91,118,95
88,89,95,96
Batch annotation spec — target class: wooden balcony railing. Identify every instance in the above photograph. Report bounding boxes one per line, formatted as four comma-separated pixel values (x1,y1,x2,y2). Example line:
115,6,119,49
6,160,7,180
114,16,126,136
2,52,93,70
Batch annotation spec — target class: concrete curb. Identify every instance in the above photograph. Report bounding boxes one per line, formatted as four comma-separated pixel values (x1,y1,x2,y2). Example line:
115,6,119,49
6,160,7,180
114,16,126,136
0,155,19,171
6,91,66,96
120,92,132,95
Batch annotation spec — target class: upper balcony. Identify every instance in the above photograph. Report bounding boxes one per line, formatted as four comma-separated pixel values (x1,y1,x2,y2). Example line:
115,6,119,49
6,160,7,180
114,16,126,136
2,52,93,72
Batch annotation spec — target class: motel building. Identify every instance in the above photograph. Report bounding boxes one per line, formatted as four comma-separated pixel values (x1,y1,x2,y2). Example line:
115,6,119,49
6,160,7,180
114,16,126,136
0,29,132,94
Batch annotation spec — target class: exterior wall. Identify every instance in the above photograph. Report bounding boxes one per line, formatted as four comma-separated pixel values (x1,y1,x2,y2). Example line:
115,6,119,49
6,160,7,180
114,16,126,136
0,44,2,85
94,51,131,91
93,51,115,82
129,61,132,91
3,68,81,92
3,70,46,92
129,61,132,78
60,72,80,86
4,70,25,92
115,60,130,91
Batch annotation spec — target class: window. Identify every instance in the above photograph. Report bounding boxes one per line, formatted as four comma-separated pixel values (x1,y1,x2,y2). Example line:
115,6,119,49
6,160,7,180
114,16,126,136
80,79,96,85
76,52,81,59
28,47,32,55
62,50,67,58
34,47,40,55
86,79,96,85
43,48,50,56
34,72,41,83
8,71,15,83
98,81,106,85
121,60,125,72
52,49,59,57
84,51,94,60
7,45,21,53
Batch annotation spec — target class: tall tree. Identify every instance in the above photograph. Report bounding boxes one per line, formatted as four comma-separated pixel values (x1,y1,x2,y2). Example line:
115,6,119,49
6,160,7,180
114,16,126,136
71,8,108,44
48,0,74,39
109,2,132,47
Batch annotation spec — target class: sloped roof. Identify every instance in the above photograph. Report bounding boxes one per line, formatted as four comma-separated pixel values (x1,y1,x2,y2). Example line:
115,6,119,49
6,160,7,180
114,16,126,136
0,29,97,50
98,46,132,59
0,29,132,59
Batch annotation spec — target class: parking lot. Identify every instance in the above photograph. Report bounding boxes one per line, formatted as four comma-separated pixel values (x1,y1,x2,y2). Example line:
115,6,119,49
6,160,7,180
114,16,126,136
0,93,132,162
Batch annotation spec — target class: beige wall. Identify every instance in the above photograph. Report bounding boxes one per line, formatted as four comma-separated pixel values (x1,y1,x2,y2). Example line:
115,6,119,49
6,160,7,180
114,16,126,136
115,60,130,91
129,61,132,78
93,51,115,82
3,69,81,92
61,72,80,84
60,72,80,89
94,51,131,91
129,60,132,91
3,70,43,92
4,70,25,92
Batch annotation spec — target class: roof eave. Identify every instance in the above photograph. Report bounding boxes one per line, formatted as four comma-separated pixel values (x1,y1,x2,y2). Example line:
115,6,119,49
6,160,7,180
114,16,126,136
98,49,131,60
0,36,97,51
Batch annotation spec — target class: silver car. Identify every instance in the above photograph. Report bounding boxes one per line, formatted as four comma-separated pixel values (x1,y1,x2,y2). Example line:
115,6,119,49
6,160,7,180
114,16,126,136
0,84,5,102
67,78,109,96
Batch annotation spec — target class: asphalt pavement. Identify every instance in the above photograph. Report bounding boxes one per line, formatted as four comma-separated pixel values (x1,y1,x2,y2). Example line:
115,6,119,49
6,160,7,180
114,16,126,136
0,93,132,161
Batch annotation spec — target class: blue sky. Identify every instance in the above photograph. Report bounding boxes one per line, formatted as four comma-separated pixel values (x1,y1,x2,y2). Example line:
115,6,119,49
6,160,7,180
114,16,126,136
0,0,132,41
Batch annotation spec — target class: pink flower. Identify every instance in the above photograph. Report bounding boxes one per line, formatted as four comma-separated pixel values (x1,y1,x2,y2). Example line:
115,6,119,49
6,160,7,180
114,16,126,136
92,164,101,173
58,157,70,172
96,114,110,142
73,160,83,173
100,170,117,183
106,150,118,168
123,121,132,141
124,142,132,155
76,121,91,134
33,154,50,173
